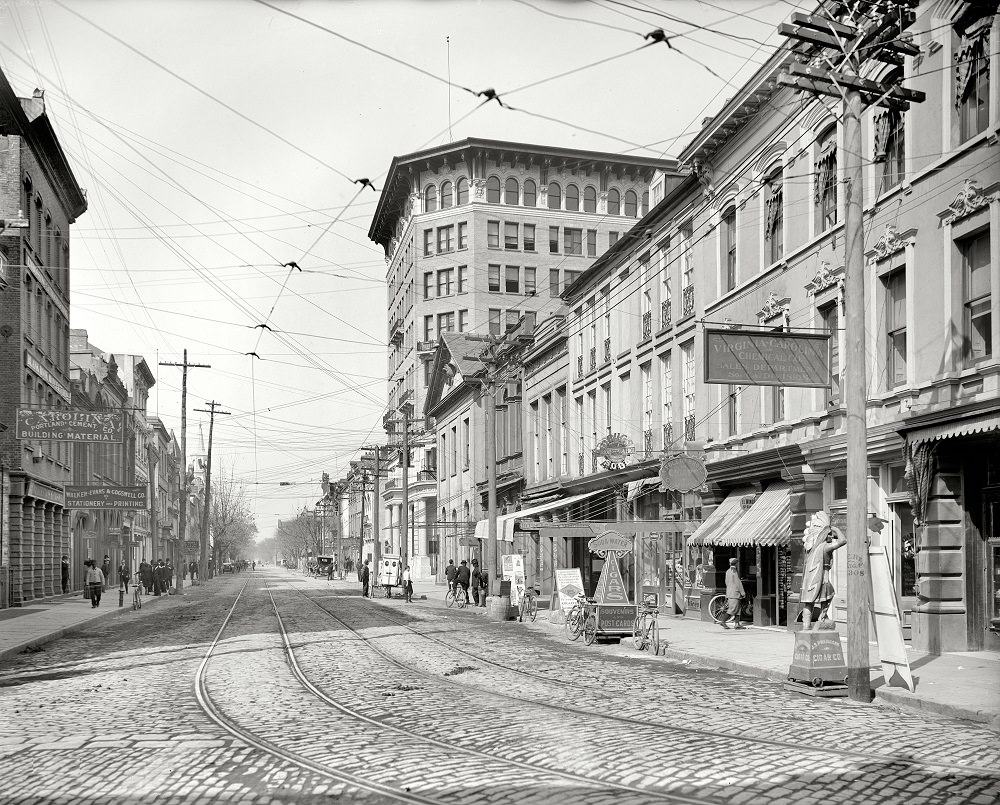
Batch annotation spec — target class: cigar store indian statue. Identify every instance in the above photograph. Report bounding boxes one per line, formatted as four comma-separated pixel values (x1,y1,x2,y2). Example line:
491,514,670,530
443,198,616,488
799,510,847,630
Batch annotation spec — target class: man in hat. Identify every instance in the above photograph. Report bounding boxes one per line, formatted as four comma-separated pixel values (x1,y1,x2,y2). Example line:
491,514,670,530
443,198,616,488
454,559,471,602
718,558,746,630
800,510,848,630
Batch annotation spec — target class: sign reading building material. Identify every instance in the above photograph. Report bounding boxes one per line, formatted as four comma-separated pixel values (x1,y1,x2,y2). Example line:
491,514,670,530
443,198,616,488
16,408,124,443
703,328,831,388
65,485,148,510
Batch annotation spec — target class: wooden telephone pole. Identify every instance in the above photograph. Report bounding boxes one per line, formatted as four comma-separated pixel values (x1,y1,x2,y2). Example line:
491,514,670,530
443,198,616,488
194,401,230,579
777,1,924,702
159,350,210,590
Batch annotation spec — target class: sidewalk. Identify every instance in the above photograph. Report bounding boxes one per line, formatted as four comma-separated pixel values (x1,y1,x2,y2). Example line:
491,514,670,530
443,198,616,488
4,573,997,732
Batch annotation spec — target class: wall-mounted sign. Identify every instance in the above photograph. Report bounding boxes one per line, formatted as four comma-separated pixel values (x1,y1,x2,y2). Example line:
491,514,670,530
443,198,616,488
17,408,123,443
703,328,831,388
593,433,635,471
65,485,148,510
659,454,707,493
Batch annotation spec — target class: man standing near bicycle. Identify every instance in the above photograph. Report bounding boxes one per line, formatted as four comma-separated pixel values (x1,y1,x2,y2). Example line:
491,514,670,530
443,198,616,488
718,557,746,630
454,559,471,602
444,559,457,593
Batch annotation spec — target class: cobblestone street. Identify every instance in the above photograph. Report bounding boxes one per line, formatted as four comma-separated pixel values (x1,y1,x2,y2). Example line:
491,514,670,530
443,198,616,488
1,571,997,805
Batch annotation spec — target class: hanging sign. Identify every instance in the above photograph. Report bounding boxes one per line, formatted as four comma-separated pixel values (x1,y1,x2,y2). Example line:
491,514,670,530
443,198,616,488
593,433,634,471
16,408,124,443
65,485,148,510
703,328,830,388
659,454,707,492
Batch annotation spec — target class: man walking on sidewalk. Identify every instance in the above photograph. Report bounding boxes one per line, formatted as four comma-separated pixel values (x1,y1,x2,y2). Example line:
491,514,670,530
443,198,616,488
84,560,104,608
718,558,745,630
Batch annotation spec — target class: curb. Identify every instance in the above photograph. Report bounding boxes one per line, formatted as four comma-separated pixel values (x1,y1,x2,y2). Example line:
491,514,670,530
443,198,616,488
874,687,1000,731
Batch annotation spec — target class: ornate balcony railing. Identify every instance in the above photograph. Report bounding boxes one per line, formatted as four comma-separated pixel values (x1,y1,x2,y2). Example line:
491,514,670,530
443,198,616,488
577,355,584,378
642,311,652,340
682,284,695,318
661,300,671,329
662,422,673,449
643,429,653,455
589,346,597,372
578,453,585,475
603,337,611,364
416,469,436,482
684,413,696,442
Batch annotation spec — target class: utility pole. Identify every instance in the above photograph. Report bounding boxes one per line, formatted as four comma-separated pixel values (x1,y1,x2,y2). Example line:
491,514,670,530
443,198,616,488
777,2,923,702
159,350,210,590
194,401,230,581
361,444,389,593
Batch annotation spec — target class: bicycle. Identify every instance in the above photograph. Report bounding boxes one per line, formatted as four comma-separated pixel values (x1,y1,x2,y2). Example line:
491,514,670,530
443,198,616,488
565,593,597,644
632,603,660,655
445,585,469,609
708,592,754,624
518,586,538,623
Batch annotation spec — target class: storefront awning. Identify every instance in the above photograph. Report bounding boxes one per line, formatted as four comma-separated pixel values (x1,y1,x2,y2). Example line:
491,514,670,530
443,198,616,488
710,481,790,548
473,490,601,542
686,486,755,547
906,412,1000,445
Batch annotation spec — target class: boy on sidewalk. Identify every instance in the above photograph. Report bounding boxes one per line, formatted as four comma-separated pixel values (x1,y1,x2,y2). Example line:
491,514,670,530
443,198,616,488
718,558,745,630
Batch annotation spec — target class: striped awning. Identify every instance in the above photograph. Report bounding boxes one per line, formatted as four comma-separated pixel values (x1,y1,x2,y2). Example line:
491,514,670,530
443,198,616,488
686,486,756,547
906,412,1000,445
710,481,791,548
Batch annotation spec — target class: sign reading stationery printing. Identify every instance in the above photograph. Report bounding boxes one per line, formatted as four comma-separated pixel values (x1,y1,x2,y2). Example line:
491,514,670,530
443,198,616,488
703,328,830,388
16,408,123,443
593,433,634,471
65,485,148,510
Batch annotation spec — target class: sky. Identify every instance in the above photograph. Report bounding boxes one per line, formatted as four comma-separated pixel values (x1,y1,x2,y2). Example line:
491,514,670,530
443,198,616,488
0,0,804,537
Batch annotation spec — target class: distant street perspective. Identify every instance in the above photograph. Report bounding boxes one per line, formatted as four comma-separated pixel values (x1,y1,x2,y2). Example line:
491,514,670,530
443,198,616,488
1,0,999,802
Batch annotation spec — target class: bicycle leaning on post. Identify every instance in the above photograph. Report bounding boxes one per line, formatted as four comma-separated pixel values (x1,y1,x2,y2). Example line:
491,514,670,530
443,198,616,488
518,585,538,622
565,593,598,644
632,600,660,655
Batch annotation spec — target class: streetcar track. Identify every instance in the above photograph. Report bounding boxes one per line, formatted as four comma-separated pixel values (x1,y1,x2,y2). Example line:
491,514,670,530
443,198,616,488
279,576,1000,779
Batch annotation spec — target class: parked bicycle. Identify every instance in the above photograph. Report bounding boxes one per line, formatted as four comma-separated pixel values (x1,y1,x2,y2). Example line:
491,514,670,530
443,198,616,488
565,593,598,644
632,602,660,655
445,584,469,609
708,592,754,624
518,586,538,623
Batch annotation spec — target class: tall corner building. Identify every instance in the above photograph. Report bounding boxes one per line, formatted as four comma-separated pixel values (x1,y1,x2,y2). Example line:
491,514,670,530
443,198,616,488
367,138,681,577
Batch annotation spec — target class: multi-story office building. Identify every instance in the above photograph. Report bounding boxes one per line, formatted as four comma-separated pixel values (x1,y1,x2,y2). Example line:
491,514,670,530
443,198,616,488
0,74,87,607
368,139,680,580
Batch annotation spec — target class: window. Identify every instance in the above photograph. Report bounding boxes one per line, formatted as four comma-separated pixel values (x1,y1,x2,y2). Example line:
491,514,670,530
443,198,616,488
423,229,433,257
437,225,454,253
820,302,841,404
462,418,470,469
584,186,597,213
723,206,737,292
524,267,536,295
506,309,521,332
609,231,620,247
563,228,582,255
424,272,434,300
457,265,468,293
438,312,455,334
543,395,553,478
641,191,649,216
726,385,739,436
763,171,784,264
885,269,907,388
424,184,437,212
549,226,559,254
487,176,501,204
523,179,536,207
660,352,672,447
441,180,453,209
489,308,501,335
771,386,785,424
957,22,991,142
547,182,561,209
815,126,838,232
566,184,579,211
642,363,653,446
437,268,454,297
505,222,518,250
488,264,501,293
456,177,469,205
549,269,560,297
450,425,458,475
874,108,905,194
457,221,468,250
488,220,500,249
607,188,620,215
624,190,638,218
505,265,520,293
505,178,519,205
559,388,568,475
423,315,434,342
587,230,597,257
459,309,469,332
564,270,581,290
601,383,612,435
962,231,992,364
523,224,535,251
682,340,695,441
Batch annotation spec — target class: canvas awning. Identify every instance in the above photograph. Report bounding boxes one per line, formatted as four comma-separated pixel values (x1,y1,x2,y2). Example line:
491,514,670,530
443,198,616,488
709,481,791,548
686,486,755,547
473,490,601,542
905,412,1000,445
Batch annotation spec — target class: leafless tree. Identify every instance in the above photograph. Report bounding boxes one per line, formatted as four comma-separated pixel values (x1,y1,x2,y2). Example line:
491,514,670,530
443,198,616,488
210,466,257,567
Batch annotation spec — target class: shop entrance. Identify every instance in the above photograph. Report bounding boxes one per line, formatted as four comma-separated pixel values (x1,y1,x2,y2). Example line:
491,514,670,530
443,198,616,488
637,531,685,611
981,491,1000,650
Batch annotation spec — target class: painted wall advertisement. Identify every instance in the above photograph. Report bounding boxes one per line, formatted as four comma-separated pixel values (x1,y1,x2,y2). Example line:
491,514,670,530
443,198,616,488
16,408,124,443
501,553,525,605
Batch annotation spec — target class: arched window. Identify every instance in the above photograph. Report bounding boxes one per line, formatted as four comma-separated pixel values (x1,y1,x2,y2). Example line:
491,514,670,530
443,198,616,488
441,507,447,524
641,191,649,216
424,184,438,212
547,181,561,210
463,501,470,522
583,186,597,213
523,179,537,207
486,176,501,204
456,177,469,205
505,177,519,205
607,188,621,215
624,190,638,217
565,184,580,211
441,180,453,209
451,508,458,524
